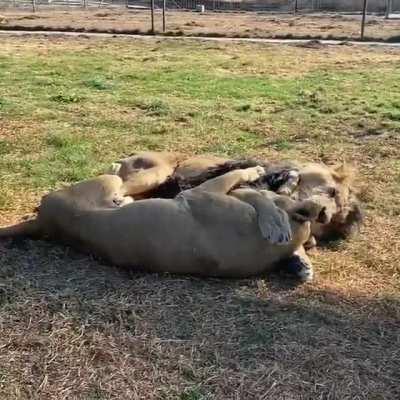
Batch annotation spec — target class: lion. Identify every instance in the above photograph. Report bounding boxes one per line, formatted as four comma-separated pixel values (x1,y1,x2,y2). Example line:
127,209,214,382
108,151,363,247
0,167,330,281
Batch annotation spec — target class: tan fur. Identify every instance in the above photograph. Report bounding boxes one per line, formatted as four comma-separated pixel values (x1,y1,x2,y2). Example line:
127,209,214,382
0,168,323,280
292,162,361,241
111,151,184,199
108,152,228,199
110,152,362,244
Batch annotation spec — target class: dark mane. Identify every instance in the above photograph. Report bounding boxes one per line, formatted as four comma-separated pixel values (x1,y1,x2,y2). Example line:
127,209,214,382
150,159,297,198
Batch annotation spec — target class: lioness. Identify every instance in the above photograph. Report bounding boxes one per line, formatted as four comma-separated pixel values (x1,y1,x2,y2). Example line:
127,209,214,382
109,152,363,246
0,167,327,281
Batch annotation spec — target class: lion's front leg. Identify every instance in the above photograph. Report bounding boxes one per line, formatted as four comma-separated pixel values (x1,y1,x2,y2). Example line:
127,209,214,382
189,167,266,195
231,188,292,245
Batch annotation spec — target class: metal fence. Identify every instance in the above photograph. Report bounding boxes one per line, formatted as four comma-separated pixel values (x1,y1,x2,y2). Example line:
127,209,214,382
0,0,118,8
0,0,399,12
163,0,399,12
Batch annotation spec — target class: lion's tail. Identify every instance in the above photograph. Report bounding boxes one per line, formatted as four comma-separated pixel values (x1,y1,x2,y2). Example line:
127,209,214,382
0,219,41,238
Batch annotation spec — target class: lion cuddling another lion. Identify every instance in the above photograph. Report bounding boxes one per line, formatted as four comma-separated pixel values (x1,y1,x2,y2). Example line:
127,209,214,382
108,151,363,246
0,151,363,282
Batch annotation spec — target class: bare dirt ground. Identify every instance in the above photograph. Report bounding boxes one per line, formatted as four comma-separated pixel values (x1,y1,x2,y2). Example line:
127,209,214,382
0,8,400,41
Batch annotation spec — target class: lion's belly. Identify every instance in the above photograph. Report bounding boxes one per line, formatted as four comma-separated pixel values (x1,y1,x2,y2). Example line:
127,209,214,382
87,199,213,273
91,198,293,278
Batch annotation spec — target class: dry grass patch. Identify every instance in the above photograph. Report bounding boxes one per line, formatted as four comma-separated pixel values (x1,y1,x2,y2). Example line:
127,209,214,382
1,9,400,41
1,240,399,399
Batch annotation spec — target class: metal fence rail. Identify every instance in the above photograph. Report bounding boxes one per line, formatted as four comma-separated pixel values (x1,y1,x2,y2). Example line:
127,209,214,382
0,0,121,8
0,0,399,14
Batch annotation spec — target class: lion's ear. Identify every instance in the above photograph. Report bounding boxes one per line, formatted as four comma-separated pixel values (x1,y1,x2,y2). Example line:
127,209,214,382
331,163,354,183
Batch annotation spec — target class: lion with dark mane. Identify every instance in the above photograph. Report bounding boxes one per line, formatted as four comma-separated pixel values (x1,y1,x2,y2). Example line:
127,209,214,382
109,151,363,247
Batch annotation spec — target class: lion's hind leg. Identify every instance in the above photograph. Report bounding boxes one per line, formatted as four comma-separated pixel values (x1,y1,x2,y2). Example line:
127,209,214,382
108,152,182,198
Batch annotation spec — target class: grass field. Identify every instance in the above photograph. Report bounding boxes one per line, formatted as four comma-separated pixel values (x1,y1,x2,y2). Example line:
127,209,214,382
0,36,400,399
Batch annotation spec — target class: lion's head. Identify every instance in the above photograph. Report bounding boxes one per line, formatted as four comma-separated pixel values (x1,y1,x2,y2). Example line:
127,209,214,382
295,163,363,242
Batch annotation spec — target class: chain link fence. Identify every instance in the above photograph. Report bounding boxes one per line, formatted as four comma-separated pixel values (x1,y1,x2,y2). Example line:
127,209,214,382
0,0,399,12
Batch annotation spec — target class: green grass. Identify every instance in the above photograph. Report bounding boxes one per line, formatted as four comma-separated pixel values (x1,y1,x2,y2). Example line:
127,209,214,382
1,40,399,202
180,387,208,400
1,37,399,223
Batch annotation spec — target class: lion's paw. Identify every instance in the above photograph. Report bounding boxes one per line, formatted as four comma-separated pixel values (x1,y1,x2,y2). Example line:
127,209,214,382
107,162,122,175
283,255,314,282
244,166,266,182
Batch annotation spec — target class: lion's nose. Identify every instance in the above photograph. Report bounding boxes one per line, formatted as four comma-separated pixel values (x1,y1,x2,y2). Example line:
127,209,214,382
113,198,123,207
317,207,329,224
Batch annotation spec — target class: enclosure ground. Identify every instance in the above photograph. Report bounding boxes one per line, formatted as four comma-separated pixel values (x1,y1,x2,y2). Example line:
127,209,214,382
0,35,400,399
1,9,400,41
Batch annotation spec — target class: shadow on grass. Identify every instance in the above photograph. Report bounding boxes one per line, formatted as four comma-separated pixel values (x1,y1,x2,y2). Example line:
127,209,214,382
0,239,399,399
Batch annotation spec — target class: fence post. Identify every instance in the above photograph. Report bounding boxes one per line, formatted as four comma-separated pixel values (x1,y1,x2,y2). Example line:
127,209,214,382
385,0,392,19
361,0,368,40
293,0,298,14
162,0,166,32
32,0,36,12
151,0,155,34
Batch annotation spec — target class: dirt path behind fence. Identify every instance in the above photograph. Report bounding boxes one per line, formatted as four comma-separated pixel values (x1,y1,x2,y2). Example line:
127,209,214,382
1,9,400,41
